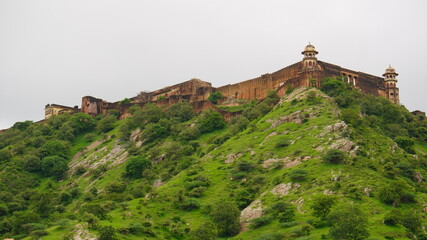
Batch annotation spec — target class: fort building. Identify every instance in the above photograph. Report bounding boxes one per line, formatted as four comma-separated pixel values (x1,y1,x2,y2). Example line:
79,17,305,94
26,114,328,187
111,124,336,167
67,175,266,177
45,44,401,120
44,104,79,119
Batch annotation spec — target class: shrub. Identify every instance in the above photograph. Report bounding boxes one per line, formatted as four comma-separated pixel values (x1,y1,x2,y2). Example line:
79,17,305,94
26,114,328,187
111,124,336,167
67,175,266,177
254,233,283,240
289,169,308,181
166,101,195,122
198,109,226,133
209,201,240,237
394,136,415,154
41,155,68,179
310,194,337,221
208,91,224,104
270,201,296,223
41,140,70,158
384,209,402,226
98,226,117,240
179,126,200,141
71,113,96,132
189,221,217,240
84,133,97,142
322,149,346,164
97,115,117,133
401,210,422,233
0,148,12,163
320,77,349,97
250,216,272,229
180,198,200,211
125,156,151,179
328,205,369,240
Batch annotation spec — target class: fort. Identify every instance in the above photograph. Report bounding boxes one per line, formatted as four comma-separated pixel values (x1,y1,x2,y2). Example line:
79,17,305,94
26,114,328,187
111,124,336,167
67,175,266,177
45,44,401,120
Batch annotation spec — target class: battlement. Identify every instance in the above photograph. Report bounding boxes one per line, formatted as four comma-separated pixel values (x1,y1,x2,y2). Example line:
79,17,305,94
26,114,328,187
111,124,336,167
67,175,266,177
43,44,402,120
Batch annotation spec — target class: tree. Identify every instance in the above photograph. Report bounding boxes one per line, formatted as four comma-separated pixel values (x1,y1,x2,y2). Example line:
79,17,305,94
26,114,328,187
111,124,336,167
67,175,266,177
328,205,369,240
198,109,226,133
12,121,33,131
97,115,117,133
125,156,151,179
394,136,415,154
384,209,402,226
189,221,217,240
98,226,117,240
401,210,422,233
0,148,12,163
41,155,68,179
208,91,224,104
41,140,70,158
209,201,240,237
322,149,346,164
310,194,337,221
71,113,96,132
271,201,296,223
320,77,349,97
166,101,195,122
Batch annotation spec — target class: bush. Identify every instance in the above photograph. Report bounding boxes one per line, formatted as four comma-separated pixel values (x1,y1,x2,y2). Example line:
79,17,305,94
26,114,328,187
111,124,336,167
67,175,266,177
71,113,96,132
0,148,12,163
289,169,308,181
125,156,151,179
250,216,272,229
322,149,346,164
401,210,422,233
254,233,283,240
394,136,415,154
98,226,117,240
320,77,349,97
310,194,337,221
97,115,117,133
270,201,296,223
41,155,68,179
166,101,195,122
189,221,217,240
198,109,226,133
209,201,240,237
208,91,224,104
180,198,200,211
41,140,70,158
328,205,369,240
84,133,97,142
384,209,402,226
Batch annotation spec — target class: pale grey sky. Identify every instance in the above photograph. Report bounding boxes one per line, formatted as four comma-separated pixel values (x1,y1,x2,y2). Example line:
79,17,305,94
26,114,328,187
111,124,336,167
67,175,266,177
1,0,426,129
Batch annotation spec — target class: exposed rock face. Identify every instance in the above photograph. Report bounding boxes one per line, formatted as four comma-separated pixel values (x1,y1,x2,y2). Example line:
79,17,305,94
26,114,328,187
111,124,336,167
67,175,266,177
240,199,264,232
271,182,300,196
152,179,164,188
414,172,424,183
130,128,143,147
69,224,97,240
225,153,242,164
68,140,128,180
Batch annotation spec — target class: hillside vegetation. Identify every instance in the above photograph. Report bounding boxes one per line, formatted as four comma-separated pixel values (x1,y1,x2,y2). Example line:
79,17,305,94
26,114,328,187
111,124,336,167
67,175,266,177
0,77,426,240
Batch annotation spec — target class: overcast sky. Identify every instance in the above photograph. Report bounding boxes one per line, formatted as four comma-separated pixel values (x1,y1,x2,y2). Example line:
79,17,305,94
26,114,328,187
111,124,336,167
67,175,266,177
1,0,426,129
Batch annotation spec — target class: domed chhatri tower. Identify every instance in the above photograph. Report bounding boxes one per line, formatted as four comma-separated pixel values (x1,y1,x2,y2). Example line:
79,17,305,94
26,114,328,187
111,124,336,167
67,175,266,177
301,43,319,70
383,65,400,104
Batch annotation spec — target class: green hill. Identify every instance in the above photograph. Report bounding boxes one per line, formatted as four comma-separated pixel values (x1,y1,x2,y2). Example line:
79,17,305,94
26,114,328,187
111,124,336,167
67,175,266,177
0,78,426,240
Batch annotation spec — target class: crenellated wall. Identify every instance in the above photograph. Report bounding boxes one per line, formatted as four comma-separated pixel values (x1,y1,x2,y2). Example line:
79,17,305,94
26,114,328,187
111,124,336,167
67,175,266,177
77,55,397,121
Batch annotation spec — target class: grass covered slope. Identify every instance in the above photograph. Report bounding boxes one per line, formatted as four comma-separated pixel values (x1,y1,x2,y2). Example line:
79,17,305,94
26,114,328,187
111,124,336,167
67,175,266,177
0,83,426,240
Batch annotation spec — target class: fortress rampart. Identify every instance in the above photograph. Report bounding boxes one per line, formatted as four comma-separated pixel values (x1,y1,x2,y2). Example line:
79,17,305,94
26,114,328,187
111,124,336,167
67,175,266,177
44,44,401,120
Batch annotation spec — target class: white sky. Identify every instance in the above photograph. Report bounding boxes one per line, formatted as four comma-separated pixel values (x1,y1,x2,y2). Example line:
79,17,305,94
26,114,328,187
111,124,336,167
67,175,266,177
1,0,427,129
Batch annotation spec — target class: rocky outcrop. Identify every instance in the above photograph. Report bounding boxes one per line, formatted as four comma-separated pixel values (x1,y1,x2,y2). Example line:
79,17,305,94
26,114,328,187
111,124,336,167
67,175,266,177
240,199,264,232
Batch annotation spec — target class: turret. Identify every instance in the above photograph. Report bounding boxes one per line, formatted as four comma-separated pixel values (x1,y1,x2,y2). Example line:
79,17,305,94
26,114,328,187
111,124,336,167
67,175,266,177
301,43,319,70
382,65,400,104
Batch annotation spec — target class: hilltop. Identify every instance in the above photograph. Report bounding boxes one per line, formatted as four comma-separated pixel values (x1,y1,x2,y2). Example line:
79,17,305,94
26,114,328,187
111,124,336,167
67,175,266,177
0,77,426,240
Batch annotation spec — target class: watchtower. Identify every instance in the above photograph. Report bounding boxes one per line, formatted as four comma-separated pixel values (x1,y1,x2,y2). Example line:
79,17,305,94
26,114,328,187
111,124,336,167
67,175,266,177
383,65,400,104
